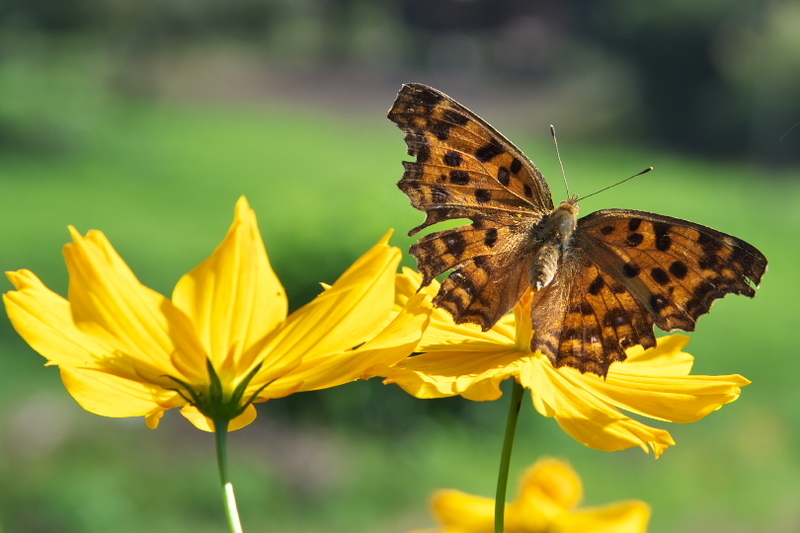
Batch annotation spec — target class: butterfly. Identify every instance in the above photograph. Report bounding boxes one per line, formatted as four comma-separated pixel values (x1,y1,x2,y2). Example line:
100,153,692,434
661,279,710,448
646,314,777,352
388,83,768,376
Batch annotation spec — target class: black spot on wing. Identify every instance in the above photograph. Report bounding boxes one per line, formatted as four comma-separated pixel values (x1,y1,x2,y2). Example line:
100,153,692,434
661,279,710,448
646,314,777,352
626,233,643,247
444,233,467,258
449,170,470,185
442,108,469,126
603,307,629,327
650,267,670,285
497,167,510,186
669,260,688,279
414,86,444,107
475,189,492,203
622,262,641,278
650,294,669,312
654,222,672,252
475,139,504,162
588,275,604,295
443,150,463,167
484,228,498,247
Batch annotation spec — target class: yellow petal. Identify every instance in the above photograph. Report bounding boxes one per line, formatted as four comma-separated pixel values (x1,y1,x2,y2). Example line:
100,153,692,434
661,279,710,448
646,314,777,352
60,367,183,419
5,270,113,368
427,489,496,533
63,227,207,383
172,197,288,383
413,458,651,533
260,231,400,380
522,359,675,456
613,335,695,376
179,404,258,432
517,458,583,511
554,501,651,533
145,411,164,429
381,349,523,400
284,292,431,392
561,336,749,424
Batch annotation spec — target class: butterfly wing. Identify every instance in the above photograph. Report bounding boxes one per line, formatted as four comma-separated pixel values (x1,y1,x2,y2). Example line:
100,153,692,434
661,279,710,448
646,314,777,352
577,209,767,331
411,217,538,329
389,83,554,329
530,209,767,376
389,83,554,233
529,251,657,376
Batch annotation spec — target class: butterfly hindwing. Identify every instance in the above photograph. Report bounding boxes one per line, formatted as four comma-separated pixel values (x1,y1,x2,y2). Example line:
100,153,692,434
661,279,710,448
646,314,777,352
576,209,767,332
530,252,656,376
409,215,540,330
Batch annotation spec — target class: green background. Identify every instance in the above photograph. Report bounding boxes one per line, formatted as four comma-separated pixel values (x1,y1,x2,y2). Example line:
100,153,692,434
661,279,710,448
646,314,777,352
0,2,799,531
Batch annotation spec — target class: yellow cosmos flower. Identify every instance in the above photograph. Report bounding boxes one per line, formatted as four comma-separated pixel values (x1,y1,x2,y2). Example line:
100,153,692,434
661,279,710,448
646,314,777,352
414,458,650,533
4,198,429,432
375,269,749,457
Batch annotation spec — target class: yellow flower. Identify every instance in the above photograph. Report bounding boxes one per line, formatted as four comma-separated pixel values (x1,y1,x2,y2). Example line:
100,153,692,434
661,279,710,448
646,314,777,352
414,458,651,533
375,269,749,456
4,198,429,432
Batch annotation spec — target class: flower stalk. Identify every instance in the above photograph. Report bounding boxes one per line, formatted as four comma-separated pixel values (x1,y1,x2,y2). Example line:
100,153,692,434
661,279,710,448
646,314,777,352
215,419,243,533
495,380,524,533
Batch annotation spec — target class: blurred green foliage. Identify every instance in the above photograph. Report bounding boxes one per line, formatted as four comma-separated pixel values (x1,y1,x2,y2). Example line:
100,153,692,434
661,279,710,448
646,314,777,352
0,1,799,531
1,0,799,162
0,90,797,531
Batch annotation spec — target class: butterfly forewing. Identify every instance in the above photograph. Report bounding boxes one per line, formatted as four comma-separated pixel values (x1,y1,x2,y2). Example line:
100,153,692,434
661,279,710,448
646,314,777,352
389,83,554,233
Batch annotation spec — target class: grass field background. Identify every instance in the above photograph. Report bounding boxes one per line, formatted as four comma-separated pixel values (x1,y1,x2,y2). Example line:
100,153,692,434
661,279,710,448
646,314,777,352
0,97,798,532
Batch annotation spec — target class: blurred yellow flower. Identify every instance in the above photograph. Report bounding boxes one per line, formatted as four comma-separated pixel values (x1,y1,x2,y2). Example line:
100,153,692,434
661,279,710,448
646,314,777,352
4,198,429,432
414,457,651,533
373,269,749,456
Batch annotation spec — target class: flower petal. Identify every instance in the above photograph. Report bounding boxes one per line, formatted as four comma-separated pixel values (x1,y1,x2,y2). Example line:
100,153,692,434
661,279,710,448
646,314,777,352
64,227,208,383
380,348,523,400
558,336,750,424
555,501,651,533
261,231,400,379
516,458,583,511
282,292,431,392
521,359,675,456
179,404,258,432
172,197,288,382
426,489,496,533
5,269,112,368
60,367,182,420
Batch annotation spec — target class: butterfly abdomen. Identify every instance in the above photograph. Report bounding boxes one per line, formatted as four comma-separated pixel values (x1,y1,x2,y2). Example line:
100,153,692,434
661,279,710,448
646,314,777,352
530,199,579,290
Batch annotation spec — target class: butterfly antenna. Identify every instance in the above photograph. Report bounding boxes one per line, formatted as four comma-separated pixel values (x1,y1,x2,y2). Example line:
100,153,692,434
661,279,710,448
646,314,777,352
577,167,654,202
550,125,570,197
779,121,800,141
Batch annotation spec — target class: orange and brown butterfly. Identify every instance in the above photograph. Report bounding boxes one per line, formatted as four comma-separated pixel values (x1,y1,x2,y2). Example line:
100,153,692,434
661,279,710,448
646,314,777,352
388,83,767,377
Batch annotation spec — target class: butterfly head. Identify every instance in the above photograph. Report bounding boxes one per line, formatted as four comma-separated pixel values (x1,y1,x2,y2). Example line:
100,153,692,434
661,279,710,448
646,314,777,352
553,196,580,236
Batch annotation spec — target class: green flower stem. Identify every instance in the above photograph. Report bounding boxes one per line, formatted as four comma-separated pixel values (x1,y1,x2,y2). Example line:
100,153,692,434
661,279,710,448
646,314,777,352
215,419,244,533
495,380,525,533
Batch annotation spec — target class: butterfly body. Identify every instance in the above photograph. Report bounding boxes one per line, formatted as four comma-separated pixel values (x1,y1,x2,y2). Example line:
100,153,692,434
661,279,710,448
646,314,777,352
529,198,579,291
389,83,767,376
